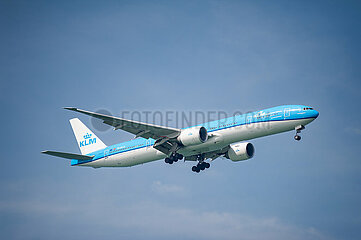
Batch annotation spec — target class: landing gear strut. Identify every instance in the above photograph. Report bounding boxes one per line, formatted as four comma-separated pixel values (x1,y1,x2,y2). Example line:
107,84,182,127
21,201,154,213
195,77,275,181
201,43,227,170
294,125,305,141
191,154,210,173
164,153,183,164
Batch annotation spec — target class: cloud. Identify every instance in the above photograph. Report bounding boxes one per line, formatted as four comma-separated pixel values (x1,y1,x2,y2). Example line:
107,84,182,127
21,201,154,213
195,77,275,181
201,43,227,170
151,180,185,195
119,202,332,240
345,127,361,136
0,199,333,240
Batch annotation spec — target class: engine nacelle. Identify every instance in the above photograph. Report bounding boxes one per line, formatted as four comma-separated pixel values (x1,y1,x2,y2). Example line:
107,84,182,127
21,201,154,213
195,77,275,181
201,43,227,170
177,126,208,146
226,142,255,161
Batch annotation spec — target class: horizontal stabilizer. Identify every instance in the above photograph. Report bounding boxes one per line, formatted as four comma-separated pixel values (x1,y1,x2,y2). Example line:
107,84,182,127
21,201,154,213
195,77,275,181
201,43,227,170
42,150,94,160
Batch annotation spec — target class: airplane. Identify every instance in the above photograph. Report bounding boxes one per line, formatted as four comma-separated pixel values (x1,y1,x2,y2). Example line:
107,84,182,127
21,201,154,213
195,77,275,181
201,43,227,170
42,105,319,173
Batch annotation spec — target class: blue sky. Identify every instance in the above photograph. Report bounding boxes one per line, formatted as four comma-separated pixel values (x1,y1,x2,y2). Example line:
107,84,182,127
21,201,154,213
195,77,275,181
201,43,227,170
1,0,361,239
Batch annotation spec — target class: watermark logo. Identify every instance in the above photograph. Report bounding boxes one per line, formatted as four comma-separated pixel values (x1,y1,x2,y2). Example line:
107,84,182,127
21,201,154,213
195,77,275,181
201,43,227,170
89,109,272,132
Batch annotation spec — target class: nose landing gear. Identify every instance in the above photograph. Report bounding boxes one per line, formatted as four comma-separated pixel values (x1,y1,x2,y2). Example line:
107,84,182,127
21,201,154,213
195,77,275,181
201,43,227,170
294,125,305,141
294,135,301,141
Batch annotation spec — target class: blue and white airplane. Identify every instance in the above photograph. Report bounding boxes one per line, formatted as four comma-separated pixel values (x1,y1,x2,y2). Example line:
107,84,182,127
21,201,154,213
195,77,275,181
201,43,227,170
42,105,319,172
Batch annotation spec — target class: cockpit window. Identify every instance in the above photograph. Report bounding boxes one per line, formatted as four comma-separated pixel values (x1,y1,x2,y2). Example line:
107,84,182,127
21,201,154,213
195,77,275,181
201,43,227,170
303,107,313,110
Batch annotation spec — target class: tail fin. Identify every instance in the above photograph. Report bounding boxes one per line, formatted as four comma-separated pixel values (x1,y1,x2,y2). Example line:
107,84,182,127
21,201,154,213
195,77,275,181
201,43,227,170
69,118,107,155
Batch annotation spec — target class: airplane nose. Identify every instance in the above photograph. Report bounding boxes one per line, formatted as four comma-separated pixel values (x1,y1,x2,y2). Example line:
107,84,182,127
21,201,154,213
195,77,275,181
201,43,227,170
312,110,319,118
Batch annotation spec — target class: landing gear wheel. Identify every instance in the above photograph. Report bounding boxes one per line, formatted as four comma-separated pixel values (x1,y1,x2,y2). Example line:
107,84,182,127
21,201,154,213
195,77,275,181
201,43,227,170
175,153,183,160
191,154,211,173
165,157,174,164
294,135,301,141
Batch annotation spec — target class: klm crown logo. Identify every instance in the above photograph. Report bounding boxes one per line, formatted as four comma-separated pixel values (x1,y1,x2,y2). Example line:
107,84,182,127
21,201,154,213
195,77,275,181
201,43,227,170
83,133,92,139
80,133,96,147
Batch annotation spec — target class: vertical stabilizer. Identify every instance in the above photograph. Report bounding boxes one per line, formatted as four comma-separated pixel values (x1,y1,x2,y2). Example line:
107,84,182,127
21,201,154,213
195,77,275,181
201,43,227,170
69,118,107,155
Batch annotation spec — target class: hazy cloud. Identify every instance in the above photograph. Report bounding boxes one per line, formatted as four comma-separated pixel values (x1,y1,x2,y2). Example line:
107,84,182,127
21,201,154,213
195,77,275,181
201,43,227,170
345,127,361,136
0,199,332,240
151,180,185,195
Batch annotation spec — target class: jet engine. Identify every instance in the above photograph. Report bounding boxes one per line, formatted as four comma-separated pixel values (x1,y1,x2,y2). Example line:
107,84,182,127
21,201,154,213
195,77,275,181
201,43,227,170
177,126,208,146
226,142,255,161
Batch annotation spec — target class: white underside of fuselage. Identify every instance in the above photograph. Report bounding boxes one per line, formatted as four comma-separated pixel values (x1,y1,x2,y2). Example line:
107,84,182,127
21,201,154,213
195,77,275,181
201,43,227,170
80,117,315,168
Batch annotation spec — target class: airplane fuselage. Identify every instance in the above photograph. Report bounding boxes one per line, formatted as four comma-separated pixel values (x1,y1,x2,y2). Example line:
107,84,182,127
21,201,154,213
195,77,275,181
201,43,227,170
71,105,319,168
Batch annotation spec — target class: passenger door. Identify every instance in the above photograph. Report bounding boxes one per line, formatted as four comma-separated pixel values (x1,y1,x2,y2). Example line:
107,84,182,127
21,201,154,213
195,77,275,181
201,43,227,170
146,139,151,151
104,149,110,160
246,115,252,126
284,108,291,119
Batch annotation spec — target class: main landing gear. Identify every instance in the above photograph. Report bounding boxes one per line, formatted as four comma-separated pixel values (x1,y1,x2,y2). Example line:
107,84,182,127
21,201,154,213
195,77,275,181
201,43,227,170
164,153,211,173
164,153,183,164
294,125,305,141
191,162,210,173
191,154,210,173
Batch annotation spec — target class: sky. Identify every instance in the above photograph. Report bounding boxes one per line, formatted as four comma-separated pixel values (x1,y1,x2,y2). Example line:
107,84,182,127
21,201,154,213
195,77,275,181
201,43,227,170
1,0,361,239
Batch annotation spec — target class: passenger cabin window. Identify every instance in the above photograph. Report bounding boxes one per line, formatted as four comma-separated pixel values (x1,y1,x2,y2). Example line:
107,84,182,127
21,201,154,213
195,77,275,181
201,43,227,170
303,107,313,110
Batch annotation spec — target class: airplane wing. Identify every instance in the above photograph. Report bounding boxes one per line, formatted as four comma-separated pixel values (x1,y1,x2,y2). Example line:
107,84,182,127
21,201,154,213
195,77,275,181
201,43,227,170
42,150,94,160
184,145,230,162
64,107,181,140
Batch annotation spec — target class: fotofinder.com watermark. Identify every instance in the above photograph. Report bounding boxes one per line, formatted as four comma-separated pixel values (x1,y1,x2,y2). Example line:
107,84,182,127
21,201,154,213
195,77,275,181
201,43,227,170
90,109,272,132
